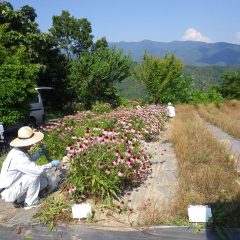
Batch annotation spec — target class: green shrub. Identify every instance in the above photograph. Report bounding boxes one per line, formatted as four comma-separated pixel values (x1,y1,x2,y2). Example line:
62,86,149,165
119,98,141,109
72,101,85,112
0,46,39,125
91,101,112,114
191,88,223,104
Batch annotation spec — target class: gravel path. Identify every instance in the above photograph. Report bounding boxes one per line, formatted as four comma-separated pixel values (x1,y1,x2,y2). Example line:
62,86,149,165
126,122,178,223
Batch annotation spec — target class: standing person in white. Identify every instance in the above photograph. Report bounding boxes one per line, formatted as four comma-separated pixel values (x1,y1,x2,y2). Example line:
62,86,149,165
166,102,176,118
0,126,60,210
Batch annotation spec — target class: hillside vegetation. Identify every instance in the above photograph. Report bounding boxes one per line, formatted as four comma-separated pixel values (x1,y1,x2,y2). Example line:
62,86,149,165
116,65,240,100
184,65,240,89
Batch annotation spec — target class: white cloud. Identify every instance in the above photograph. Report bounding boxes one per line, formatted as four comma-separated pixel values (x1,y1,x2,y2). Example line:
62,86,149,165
235,32,240,43
182,28,212,43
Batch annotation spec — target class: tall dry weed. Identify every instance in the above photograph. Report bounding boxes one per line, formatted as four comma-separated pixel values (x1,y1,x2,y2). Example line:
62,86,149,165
137,197,167,226
170,105,240,226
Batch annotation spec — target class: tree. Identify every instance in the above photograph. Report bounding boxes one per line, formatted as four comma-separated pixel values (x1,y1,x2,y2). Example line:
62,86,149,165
220,72,240,99
69,48,133,108
50,11,93,61
159,75,194,103
20,5,37,22
91,37,108,52
0,45,40,125
133,52,186,103
0,2,39,36
190,86,223,104
0,2,69,109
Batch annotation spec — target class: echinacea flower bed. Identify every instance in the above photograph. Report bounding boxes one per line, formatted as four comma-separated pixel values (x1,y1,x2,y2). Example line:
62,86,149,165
40,104,167,205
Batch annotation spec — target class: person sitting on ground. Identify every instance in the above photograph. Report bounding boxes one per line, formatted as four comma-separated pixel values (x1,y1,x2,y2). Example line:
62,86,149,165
0,126,60,210
166,102,176,118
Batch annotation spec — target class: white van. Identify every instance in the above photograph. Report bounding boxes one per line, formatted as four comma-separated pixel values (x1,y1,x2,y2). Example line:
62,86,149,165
0,87,52,141
29,86,53,127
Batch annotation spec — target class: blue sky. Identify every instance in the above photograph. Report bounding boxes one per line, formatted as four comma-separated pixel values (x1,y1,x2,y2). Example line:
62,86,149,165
8,0,240,44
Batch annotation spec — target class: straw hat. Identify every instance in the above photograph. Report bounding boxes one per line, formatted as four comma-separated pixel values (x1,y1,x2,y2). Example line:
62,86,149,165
10,126,44,147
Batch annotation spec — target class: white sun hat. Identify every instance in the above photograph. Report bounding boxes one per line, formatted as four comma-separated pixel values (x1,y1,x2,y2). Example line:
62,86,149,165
168,102,172,106
10,126,44,147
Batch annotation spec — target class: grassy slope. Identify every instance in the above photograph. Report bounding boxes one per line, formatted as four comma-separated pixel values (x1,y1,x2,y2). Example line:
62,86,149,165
170,104,240,227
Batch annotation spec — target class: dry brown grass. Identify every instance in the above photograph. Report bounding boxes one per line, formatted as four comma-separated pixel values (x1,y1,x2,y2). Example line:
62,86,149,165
219,99,240,119
169,104,240,225
196,100,240,139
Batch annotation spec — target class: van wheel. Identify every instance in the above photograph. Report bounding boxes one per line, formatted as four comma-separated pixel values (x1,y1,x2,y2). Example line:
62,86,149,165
28,118,37,129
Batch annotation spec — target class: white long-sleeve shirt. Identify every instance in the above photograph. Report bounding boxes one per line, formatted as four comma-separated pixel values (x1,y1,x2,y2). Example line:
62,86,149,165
0,147,52,190
166,106,176,118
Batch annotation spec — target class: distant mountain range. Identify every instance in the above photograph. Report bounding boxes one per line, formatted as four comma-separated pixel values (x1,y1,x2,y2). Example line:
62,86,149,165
109,40,240,66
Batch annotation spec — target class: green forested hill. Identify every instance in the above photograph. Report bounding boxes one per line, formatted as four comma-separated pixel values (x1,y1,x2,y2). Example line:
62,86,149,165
116,78,147,100
184,65,240,89
116,65,240,99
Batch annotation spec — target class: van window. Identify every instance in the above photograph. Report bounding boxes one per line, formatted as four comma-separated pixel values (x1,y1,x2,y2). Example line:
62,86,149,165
30,93,40,104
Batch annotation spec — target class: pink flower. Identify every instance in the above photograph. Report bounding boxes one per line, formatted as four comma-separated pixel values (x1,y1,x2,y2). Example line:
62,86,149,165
61,165,67,170
118,156,125,163
130,157,136,163
66,145,75,154
88,137,95,143
93,126,101,131
77,144,86,151
127,161,133,169
112,160,118,166
114,150,120,157
103,129,109,135
105,168,111,175
118,171,124,177
125,149,132,157
85,128,90,135
68,186,77,193
76,147,84,153
98,162,103,168
104,136,110,142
